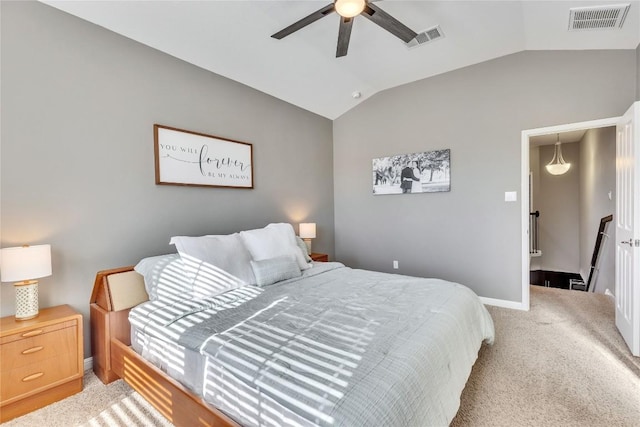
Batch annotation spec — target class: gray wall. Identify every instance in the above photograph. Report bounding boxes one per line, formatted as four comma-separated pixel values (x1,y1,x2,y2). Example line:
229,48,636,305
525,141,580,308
334,50,636,303
1,2,334,357
537,142,581,273
579,127,616,293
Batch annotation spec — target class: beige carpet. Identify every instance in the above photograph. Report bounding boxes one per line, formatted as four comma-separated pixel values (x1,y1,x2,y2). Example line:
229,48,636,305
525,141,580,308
3,286,639,426
452,286,640,427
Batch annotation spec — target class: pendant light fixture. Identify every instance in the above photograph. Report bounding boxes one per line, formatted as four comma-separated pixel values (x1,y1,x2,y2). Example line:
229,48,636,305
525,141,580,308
545,134,571,175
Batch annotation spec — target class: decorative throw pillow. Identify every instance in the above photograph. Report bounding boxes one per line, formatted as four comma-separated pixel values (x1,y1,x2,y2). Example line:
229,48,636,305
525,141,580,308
170,233,256,298
295,236,312,263
250,255,302,287
134,253,192,302
240,223,310,270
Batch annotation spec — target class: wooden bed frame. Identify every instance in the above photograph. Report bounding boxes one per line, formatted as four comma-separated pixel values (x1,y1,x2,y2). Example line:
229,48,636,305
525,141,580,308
90,266,239,427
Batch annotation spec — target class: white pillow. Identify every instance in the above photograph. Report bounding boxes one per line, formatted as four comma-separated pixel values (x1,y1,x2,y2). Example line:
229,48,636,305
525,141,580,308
295,236,312,262
134,253,192,302
250,255,302,287
240,223,310,270
170,233,256,298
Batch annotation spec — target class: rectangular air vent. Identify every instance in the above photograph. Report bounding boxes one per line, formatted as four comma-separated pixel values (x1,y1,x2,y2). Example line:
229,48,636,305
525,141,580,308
406,25,444,49
568,4,630,30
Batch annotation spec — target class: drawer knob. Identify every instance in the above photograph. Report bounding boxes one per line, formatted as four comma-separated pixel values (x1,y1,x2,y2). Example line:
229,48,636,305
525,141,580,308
21,329,44,338
22,346,44,355
22,372,44,382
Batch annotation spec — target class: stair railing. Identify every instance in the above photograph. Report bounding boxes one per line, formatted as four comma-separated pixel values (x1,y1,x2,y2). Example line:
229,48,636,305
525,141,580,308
529,211,540,255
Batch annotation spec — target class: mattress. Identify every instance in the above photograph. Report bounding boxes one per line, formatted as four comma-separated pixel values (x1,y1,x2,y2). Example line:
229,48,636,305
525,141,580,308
131,327,205,394
130,262,494,426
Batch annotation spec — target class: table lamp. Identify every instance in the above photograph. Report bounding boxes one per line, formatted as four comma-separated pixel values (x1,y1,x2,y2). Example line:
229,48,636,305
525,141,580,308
0,244,52,320
299,223,316,254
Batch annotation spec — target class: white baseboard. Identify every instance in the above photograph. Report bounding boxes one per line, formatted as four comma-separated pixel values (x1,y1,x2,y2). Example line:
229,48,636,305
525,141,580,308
84,357,93,372
480,296,528,311
605,288,615,299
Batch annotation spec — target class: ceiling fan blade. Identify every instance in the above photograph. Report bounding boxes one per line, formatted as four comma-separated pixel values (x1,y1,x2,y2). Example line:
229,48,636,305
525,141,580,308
271,3,336,39
336,17,354,57
361,3,417,43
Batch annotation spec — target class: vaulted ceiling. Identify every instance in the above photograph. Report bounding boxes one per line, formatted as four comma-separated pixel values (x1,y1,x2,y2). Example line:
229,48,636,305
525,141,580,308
42,1,640,119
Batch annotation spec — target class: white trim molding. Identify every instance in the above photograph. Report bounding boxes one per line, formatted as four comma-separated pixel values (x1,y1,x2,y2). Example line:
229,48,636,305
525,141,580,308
480,296,527,310
84,356,93,372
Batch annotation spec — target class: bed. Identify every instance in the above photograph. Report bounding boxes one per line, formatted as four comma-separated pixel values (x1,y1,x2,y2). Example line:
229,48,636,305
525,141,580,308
90,224,494,427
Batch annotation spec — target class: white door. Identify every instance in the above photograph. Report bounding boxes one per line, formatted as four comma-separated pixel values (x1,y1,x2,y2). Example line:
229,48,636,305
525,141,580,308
615,102,640,357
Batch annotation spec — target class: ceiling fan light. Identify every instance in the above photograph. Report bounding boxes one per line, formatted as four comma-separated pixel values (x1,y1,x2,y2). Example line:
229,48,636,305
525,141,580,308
335,0,366,18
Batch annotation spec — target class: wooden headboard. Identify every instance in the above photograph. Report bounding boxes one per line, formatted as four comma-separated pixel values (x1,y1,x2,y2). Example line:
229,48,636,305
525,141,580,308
89,266,147,383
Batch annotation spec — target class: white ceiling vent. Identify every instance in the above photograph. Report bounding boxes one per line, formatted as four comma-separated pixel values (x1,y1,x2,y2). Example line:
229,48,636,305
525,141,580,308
568,4,630,31
406,25,444,49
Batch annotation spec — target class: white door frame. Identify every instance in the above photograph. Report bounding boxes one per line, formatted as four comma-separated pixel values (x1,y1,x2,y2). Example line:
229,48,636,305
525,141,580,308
520,117,620,310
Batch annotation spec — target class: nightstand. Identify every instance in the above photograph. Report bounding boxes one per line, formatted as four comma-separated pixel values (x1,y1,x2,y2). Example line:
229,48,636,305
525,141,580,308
310,253,329,262
0,305,83,422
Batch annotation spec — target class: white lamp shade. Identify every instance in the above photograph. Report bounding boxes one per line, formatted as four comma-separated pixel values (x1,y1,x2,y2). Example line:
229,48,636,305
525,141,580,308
335,0,366,18
299,223,317,239
545,163,571,175
0,244,52,282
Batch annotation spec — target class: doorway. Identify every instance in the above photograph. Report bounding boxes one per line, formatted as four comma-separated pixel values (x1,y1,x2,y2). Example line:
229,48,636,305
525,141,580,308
529,128,616,293
520,117,620,311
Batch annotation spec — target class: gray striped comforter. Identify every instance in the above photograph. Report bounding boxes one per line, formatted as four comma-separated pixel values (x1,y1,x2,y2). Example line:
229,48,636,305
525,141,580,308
130,263,494,427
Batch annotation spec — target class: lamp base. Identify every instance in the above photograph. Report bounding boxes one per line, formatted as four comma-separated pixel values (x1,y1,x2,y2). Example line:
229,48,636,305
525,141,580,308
15,280,39,321
303,238,312,254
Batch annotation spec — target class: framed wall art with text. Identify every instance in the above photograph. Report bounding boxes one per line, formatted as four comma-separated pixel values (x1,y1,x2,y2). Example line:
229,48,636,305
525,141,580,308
154,124,253,189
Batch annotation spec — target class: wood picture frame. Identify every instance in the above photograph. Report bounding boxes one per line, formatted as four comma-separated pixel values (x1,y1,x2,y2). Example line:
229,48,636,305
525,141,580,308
586,214,613,292
154,124,253,189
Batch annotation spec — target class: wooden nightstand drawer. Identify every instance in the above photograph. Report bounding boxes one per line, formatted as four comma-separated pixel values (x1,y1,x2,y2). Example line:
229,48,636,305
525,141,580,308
0,305,83,422
0,351,78,402
0,319,76,345
310,253,329,262
1,324,77,370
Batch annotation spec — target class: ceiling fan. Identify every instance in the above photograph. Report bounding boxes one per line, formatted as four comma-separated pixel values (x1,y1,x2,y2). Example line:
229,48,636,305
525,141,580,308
271,0,418,58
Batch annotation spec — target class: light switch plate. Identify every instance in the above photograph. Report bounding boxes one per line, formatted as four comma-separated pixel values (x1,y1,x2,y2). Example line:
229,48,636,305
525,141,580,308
505,191,517,202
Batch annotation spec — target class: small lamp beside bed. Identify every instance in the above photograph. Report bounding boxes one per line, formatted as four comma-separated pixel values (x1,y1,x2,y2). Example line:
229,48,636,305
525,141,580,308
298,222,316,254
0,244,52,320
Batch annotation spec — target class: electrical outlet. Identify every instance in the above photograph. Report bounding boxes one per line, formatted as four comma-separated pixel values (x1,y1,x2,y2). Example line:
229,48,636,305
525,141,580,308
393,260,399,269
